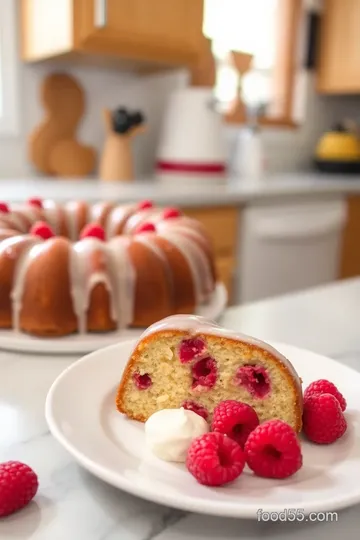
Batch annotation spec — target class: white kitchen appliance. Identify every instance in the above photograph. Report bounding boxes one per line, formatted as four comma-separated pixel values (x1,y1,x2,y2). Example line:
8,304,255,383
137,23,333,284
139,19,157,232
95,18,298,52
155,87,228,182
236,198,347,303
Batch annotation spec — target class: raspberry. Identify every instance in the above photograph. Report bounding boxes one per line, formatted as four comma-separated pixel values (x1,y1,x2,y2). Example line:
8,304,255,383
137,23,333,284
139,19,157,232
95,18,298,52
304,379,346,411
137,200,153,210
0,461,38,517
135,222,156,234
244,419,303,479
162,207,181,219
80,223,106,241
182,400,209,421
178,337,206,363
191,357,217,390
27,198,43,209
235,365,270,399
30,221,54,240
0,202,9,213
302,393,347,444
211,400,259,448
133,372,152,390
186,432,245,486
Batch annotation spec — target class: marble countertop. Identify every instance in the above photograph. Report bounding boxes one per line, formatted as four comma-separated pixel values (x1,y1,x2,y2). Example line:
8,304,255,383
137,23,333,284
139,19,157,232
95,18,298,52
2,172,360,207
1,278,360,539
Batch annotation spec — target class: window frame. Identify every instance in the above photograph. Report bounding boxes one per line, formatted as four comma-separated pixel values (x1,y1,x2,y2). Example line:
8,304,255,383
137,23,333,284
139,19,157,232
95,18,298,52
0,0,19,136
219,0,303,128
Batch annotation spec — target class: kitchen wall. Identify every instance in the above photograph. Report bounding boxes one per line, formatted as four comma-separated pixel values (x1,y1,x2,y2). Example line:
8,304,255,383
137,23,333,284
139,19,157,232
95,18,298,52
0,59,167,179
1,14,360,180
143,69,360,175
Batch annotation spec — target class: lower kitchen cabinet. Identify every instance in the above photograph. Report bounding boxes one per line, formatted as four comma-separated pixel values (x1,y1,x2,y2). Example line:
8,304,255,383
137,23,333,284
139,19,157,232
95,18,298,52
181,205,239,304
215,256,235,303
340,196,360,278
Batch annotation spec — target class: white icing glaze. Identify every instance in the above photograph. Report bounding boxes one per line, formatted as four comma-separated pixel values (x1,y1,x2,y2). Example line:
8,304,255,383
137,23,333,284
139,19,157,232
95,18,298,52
107,236,136,329
10,236,42,331
88,202,112,223
69,236,137,332
106,204,135,239
42,200,62,234
133,234,168,263
158,217,210,251
0,201,216,334
2,212,28,232
132,234,173,294
122,208,159,233
69,238,118,333
11,204,39,224
140,314,302,392
64,202,80,241
157,230,211,305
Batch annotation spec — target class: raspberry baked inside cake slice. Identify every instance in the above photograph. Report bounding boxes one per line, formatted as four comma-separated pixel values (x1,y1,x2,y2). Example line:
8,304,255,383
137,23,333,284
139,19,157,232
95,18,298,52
116,315,303,431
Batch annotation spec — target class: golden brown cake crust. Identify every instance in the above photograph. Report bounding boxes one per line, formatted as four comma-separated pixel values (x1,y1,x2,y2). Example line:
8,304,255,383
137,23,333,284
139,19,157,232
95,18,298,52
19,237,79,336
0,202,217,336
115,329,303,432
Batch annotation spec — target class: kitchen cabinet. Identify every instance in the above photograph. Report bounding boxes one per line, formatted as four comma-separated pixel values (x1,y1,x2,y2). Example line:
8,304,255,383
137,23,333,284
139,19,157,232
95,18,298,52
238,199,347,304
340,196,360,278
316,0,360,93
21,0,204,69
182,206,239,303
215,256,236,302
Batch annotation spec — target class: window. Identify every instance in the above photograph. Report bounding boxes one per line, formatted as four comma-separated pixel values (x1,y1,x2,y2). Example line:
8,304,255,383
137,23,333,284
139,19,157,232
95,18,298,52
203,0,302,126
0,0,19,136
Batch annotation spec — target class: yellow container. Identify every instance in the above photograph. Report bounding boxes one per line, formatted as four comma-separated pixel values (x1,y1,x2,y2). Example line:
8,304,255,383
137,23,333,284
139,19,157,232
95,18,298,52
316,127,360,162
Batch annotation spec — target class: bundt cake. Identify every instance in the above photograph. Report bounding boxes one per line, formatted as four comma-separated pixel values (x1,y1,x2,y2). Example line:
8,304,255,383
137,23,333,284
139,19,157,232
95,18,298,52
116,315,303,431
0,199,216,337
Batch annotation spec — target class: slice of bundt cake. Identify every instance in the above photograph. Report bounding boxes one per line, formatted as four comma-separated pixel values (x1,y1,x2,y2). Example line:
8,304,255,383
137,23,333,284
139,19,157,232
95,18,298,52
116,315,303,431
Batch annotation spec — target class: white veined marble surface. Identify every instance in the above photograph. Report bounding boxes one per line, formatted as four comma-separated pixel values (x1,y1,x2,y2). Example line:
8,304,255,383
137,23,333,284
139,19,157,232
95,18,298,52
1,277,360,539
1,172,360,206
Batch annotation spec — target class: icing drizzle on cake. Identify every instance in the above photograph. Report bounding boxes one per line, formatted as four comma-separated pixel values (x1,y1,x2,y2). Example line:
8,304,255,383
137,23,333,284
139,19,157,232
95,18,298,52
0,202,215,333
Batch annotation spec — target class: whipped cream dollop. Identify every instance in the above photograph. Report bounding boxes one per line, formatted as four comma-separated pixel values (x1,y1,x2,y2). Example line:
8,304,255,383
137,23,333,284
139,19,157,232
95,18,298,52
145,407,209,462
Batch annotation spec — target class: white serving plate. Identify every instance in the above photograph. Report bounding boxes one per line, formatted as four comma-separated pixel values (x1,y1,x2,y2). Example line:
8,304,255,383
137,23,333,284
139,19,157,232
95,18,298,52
45,340,360,519
0,283,227,355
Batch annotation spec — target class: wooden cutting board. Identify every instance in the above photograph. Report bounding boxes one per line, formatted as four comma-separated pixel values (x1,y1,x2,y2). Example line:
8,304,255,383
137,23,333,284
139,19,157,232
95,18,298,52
28,73,96,177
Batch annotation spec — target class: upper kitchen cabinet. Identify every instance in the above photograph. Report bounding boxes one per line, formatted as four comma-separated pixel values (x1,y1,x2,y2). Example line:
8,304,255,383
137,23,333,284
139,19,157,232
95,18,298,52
21,0,204,69
316,0,360,93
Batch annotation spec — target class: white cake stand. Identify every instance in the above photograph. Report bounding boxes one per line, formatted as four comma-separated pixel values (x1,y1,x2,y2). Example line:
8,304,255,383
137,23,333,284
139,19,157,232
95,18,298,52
0,282,227,355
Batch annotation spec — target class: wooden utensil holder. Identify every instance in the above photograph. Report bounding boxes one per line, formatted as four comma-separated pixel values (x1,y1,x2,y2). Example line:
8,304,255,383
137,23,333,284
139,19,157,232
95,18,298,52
99,109,146,182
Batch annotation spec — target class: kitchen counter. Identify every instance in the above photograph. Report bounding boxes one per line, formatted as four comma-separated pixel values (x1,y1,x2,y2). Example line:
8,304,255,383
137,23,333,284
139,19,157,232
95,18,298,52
2,172,360,207
1,277,360,539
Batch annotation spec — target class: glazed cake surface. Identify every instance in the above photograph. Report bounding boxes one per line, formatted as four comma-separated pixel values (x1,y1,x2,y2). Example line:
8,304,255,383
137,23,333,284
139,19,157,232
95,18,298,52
116,315,303,431
0,201,216,336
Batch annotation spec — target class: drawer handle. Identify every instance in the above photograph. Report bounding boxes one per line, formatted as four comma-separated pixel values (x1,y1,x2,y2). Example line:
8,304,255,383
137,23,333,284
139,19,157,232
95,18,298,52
95,0,107,27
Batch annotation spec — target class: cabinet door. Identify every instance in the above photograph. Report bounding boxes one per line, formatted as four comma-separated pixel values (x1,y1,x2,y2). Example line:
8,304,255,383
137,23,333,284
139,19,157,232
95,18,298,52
340,196,360,278
317,0,360,93
216,257,235,304
182,207,239,258
75,0,204,66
